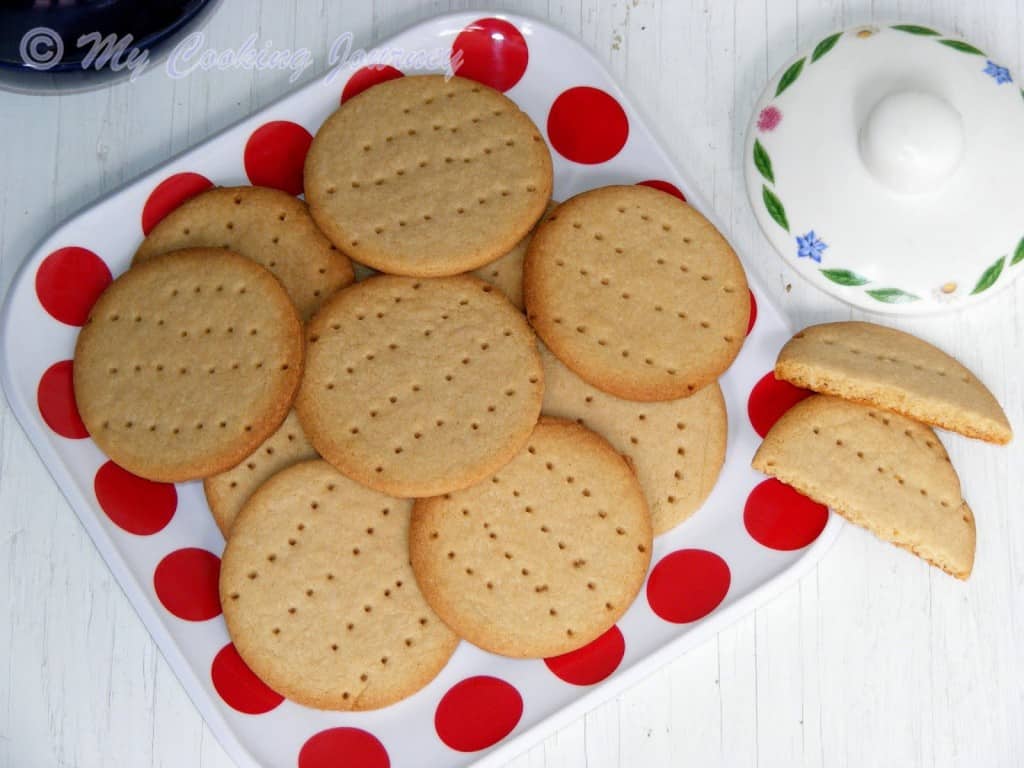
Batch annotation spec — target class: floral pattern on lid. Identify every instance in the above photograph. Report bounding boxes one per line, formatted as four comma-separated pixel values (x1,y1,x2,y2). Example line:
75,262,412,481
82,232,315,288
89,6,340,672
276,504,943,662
746,23,1024,313
796,231,828,263
757,106,782,132
983,60,1012,84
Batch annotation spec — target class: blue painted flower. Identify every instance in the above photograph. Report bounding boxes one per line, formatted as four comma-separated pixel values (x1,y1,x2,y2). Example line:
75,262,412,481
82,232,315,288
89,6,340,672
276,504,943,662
983,60,1012,85
796,231,828,263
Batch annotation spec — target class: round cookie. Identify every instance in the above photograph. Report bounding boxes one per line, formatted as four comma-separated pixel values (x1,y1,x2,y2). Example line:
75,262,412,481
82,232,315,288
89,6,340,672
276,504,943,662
471,200,558,310
134,186,354,320
74,248,304,482
297,275,543,497
221,460,459,710
539,344,727,535
410,417,653,658
304,75,553,277
204,410,318,537
524,185,750,401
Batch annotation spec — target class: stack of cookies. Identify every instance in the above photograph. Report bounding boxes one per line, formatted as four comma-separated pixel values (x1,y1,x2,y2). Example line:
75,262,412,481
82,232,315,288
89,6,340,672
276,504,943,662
72,74,753,710
753,321,1012,580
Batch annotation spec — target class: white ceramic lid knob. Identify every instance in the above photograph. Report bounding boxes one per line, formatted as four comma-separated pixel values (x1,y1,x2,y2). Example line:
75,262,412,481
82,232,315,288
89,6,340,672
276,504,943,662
859,90,964,194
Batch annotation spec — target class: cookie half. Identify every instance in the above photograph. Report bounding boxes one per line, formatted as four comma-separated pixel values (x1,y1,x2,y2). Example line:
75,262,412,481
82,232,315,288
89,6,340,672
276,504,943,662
134,186,354,320
304,75,553,277
539,344,727,534
74,249,304,482
297,275,543,497
410,417,653,658
524,185,749,401
752,395,975,579
775,321,1012,444
221,460,459,710
203,410,318,536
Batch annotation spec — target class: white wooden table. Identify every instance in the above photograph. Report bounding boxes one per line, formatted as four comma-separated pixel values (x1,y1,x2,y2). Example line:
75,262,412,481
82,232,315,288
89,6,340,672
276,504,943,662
1,1,1021,766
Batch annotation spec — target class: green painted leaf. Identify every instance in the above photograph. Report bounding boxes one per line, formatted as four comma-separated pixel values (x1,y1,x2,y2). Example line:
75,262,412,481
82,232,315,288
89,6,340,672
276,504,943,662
891,24,940,36
775,58,805,96
971,256,1006,294
939,39,985,55
820,268,870,286
865,288,920,304
1011,237,1024,266
762,185,789,231
753,139,774,183
811,33,842,62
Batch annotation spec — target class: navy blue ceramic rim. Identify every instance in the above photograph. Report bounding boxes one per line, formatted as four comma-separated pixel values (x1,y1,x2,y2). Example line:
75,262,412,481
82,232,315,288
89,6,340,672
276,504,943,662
0,0,218,74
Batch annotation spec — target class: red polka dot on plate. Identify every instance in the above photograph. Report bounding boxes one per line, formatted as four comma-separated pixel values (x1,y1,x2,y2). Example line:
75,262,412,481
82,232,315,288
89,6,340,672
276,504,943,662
747,372,813,438
244,121,313,197
450,17,529,92
744,478,829,551
544,625,624,686
647,548,731,624
35,247,111,327
94,460,176,536
299,727,389,768
637,179,685,201
37,360,88,439
547,86,629,164
747,290,758,335
153,548,221,621
435,676,523,752
141,172,213,236
341,65,404,103
211,643,283,715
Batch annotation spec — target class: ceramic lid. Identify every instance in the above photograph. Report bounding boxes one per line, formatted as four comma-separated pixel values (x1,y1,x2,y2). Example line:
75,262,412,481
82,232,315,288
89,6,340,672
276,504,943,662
745,23,1024,314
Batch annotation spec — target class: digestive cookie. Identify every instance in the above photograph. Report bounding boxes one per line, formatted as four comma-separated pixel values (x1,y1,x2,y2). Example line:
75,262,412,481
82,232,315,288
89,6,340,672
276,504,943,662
410,417,653,658
73,248,303,482
471,200,558,310
296,275,543,497
775,321,1012,445
539,344,726,534
221,460,459,710
204,410,317,536
134,186,354,320
304,75,553,277
524,185,750,401
752,395,975,579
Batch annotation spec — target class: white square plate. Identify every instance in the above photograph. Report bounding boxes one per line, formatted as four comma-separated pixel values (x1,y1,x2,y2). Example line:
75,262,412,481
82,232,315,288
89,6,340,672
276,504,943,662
0,12,841,768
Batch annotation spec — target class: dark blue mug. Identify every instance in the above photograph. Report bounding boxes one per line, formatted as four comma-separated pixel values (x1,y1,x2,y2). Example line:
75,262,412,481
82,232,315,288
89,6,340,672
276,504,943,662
0,0,220,93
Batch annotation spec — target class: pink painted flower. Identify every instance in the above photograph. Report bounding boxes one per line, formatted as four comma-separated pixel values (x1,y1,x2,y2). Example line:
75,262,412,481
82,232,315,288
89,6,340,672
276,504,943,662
757,106,782,132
